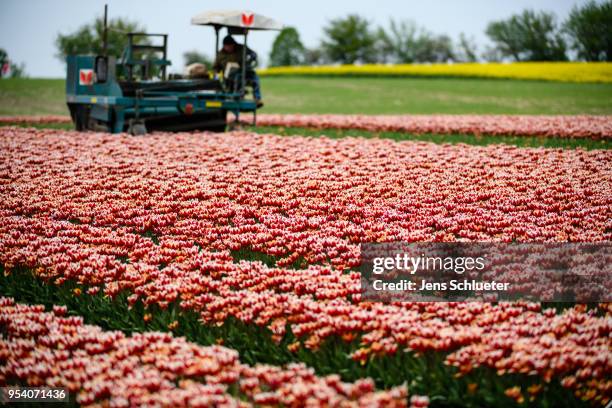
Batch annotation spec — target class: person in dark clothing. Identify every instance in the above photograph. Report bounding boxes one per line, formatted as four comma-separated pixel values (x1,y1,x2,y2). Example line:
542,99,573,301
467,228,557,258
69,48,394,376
213,35,263,107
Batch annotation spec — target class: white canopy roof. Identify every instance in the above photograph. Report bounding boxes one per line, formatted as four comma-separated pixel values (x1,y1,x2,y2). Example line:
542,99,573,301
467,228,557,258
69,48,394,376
191,10,283,31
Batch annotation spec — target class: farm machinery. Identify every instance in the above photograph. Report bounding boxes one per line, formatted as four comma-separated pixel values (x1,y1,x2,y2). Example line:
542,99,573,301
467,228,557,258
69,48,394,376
66,7,282,134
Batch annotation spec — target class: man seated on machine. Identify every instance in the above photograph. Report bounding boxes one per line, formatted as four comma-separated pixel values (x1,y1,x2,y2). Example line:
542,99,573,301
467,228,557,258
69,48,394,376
213,35,263,108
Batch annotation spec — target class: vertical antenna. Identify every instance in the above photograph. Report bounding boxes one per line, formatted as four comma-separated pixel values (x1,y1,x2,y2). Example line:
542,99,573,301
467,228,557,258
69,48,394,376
103,4,108,55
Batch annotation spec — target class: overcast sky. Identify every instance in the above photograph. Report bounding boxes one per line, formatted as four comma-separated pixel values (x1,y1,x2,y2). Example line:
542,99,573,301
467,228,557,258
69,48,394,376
0,0,588,78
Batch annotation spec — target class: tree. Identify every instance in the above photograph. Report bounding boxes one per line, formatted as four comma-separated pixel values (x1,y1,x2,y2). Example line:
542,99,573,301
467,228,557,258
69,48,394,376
0,48,27,78
303,48,326,65
9,62,27,78
269,27,305,66
55,16,148,61
377,19,455,63
0,49,8,78
321,15,377,64
373,27,395,63
183,50,212,68
485,10,567,61
414,34,455,62
378,20,419,63
456,33,478,62
564,0,612,61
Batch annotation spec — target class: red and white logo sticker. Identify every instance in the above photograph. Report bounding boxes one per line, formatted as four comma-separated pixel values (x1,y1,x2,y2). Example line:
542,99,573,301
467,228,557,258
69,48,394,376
241,13,254,27
79,69,94,85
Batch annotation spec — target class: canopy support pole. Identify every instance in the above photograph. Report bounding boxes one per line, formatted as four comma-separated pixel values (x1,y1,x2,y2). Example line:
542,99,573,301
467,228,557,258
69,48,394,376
214,26,220,56
241,30,248,98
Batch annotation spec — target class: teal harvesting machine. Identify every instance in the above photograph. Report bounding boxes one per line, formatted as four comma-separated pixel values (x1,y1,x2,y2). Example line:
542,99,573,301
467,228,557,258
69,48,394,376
66,7,282,134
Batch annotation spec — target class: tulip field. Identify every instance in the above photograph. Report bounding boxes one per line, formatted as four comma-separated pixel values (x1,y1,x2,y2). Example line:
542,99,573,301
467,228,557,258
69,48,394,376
0,117,610,408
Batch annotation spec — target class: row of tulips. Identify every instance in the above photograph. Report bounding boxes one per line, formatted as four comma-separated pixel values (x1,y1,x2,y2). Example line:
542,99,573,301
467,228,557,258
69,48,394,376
0,297,418,407
253,114,612,140
2,114,612,139
0,127,611,404
0,115,71,124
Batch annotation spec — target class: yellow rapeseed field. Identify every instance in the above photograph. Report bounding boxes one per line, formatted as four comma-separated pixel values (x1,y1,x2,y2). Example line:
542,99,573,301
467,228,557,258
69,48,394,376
258,62,612,83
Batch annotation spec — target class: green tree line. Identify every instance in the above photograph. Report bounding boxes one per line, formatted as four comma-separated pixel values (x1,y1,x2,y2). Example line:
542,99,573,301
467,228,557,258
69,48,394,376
269,1,612,65
47,0,611,71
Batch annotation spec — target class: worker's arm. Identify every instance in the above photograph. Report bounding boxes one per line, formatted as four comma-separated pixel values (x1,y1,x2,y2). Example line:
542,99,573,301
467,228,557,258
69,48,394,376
245,47,258,68
212,53,223,72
